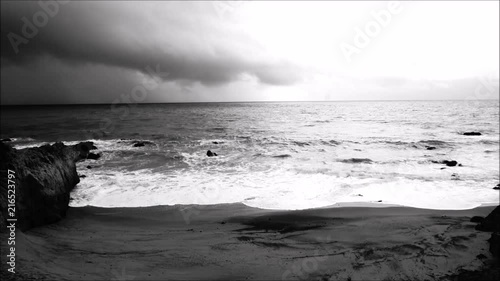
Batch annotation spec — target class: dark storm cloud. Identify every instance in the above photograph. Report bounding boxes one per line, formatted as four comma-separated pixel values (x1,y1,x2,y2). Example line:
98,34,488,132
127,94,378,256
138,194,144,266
0,1,301,87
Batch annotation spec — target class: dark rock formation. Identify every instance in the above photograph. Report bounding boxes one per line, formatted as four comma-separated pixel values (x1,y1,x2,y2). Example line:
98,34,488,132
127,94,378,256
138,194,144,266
132,140,155,147
463,132,482,136
470,216,484,223
475,206,500,232
494,184,500,190
1,138,12,142
0,141,96,231
442,160,458,167
207,150,217,157
87,152,101,160
426,146,437,150
489,232,500,257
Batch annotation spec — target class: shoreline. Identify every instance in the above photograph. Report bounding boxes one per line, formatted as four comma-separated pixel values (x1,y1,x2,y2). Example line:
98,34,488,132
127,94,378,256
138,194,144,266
2,203,498,280
68,200,500,212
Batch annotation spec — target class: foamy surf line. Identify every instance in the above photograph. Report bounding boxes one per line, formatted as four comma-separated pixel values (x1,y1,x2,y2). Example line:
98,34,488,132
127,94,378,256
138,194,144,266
70,168,500,211
6,138,498,211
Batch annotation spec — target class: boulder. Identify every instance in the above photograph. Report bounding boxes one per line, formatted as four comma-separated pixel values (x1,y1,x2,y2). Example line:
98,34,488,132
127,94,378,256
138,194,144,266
443,160,458,167
87,152,101,160
207,150,217,157
475,206,500,232
463,132,482,136
494,184,500,190
426,146,437,150
0,141,96,231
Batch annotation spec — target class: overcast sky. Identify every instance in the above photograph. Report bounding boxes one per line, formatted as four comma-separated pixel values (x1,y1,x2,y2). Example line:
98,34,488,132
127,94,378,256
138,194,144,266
1,1,499,104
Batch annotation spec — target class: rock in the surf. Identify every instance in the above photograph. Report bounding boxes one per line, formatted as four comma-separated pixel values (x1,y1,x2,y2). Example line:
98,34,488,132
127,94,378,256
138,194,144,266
340,158,373,164
442,160,458,167
463,132,482,136
207,150,217,157
494,184,500,190
87,152,101,160
0,141,96,231
132,140,155,147
1,138,12,142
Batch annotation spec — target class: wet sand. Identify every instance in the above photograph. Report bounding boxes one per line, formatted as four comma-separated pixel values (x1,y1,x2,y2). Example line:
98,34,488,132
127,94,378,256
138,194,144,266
1,204,497,280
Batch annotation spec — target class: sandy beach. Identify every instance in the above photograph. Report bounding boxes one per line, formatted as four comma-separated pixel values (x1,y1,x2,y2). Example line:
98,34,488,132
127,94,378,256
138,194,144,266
1,203,497,280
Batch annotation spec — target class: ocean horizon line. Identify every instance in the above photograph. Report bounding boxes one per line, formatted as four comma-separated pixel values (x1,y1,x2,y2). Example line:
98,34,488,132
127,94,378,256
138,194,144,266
1,99,499,107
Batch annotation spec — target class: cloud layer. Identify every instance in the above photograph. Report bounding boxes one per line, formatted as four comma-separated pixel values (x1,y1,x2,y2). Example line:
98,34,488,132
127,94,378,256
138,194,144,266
1,1,498,104
1,1,300,92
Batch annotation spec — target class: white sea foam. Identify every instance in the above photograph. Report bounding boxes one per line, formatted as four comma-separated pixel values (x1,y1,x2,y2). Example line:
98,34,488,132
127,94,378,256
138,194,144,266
70,163,499,210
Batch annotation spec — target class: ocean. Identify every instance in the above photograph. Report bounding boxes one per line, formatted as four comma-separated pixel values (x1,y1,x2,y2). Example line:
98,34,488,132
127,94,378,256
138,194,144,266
1,101,499,210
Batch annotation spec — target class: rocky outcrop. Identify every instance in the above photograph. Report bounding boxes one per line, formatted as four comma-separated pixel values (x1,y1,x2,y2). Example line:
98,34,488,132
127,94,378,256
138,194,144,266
0,141,96,231
489,232,500,257
87,152,101,160
475,206,500,232
473,206,500,258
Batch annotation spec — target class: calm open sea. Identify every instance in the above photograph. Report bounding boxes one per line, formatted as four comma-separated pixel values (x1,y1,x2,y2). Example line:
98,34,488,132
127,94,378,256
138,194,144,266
1,101,499,210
